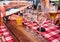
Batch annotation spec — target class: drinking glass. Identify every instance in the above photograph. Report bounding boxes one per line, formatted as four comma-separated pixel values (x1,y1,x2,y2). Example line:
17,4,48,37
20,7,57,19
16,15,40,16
37,12,47,29
49,4,58,26
37,12,47,26
49,12,57,25
16,16,23,26
34,12,47,40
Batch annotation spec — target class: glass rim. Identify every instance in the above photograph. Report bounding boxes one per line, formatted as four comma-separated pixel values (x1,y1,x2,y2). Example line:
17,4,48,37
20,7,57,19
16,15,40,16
38,12,48,13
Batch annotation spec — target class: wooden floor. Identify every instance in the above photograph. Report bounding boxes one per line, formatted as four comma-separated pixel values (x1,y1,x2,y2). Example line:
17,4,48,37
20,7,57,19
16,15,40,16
4,20,48,42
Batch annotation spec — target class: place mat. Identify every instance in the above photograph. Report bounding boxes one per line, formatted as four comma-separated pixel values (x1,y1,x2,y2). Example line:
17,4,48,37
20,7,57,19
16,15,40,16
39,21,60,42
23,19,60,42
0,24,14,42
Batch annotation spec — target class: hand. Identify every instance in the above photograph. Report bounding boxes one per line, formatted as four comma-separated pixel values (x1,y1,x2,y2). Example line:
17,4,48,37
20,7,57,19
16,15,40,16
54,14,60,26
57,10,60,14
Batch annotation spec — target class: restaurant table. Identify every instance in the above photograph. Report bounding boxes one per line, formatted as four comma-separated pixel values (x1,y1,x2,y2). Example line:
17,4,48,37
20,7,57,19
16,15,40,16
23,19,60,42
0,24,14,42
4,20,48,42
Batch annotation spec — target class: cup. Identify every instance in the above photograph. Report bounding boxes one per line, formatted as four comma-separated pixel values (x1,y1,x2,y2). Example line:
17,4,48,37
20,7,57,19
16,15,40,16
16,17,23,26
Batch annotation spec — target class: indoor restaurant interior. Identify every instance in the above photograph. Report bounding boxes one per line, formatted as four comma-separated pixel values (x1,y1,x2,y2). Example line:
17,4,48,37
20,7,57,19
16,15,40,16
0,0,60,42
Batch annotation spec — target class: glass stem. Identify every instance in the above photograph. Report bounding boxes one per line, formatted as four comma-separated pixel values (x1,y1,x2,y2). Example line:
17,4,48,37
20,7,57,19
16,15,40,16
51,18,54,26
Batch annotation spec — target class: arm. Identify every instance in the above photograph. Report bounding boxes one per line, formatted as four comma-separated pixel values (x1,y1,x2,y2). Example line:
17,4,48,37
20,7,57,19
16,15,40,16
0,6,6,17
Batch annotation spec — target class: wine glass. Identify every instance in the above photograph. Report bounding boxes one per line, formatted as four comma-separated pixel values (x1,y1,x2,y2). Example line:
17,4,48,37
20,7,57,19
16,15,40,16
34,12,46,40
49,12,57,25
37,12,47,26
49,3,58,26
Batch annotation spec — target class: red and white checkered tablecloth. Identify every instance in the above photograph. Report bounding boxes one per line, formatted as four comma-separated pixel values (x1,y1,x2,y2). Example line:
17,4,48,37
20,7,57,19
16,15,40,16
23,19,60,42
0,24,14,42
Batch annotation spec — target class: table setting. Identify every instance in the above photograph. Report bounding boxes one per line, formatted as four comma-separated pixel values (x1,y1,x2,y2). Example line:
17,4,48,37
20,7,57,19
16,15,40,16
23,9,60,42
0,24,14,42
23,15,60,42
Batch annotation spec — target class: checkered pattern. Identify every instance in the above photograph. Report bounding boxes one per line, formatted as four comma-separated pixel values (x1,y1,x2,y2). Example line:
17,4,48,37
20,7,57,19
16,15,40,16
23,19,60,42
23,20,39,30
0,24,14,42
